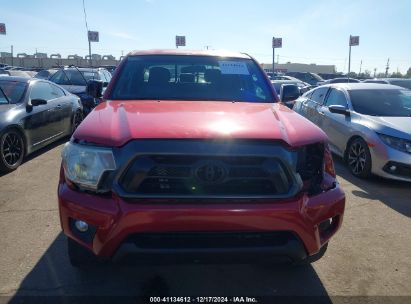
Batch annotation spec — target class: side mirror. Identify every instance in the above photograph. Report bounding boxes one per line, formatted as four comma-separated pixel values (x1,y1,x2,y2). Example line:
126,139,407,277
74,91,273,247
31,98,47,106
86,79,103,98
329,105,350,116
280,84,300,102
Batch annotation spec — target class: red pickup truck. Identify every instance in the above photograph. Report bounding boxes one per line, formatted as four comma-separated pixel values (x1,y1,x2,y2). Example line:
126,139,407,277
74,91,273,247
58,49,345,267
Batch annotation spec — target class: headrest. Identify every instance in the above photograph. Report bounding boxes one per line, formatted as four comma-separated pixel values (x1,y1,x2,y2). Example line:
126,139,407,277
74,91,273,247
179,73,195,83
148,67,170,84
204,69,222,83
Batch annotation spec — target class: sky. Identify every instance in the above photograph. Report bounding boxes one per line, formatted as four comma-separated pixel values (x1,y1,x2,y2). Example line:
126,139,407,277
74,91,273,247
1,0,411,74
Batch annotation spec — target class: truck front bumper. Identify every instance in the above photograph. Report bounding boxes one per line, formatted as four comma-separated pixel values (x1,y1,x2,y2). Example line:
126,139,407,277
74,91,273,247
58,178,345,263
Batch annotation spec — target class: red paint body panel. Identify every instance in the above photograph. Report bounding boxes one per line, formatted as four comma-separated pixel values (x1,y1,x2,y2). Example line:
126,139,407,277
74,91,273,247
58,179,345,258
74,101,327,147
127,49,251,58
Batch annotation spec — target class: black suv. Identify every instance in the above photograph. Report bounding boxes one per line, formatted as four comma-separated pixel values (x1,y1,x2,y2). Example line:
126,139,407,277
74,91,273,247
49,66,112,115
285,72,325,87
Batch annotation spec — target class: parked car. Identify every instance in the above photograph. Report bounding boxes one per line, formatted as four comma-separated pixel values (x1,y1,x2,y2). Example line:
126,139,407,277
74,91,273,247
4,66,25,71
49,66,112,115
34,68,59,80
99,65,117,75
285,72,325,86
271,79,312,96
58,49,345,268
318,73,345,80
362,78,411,90
7,70,36,78
293,83,411,181
265,71,284,79
323,77,360,84
0,76,83,172
271,75,301,81
0,68,36,77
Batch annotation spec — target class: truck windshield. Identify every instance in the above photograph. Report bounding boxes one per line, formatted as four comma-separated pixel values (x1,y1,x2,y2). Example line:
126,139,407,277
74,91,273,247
110,55,275,103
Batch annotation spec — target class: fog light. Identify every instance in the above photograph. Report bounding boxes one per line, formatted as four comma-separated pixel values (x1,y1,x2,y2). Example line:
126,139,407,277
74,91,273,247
389,165,397,172
319,218,332,233
74,220,89,232
318,215,339,242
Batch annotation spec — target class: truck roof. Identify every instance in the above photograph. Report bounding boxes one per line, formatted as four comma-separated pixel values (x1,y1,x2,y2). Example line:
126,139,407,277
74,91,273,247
127,49,251,59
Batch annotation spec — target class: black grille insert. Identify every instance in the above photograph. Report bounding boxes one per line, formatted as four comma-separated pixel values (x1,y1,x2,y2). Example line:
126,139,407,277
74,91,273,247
127,231,297,249
120,155,293,197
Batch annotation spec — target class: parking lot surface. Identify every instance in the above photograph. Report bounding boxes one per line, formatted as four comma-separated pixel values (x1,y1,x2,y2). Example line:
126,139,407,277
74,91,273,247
0,138,410,302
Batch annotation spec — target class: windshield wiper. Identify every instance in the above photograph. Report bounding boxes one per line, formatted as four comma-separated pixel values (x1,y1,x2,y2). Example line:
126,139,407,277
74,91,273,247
73,66,89,86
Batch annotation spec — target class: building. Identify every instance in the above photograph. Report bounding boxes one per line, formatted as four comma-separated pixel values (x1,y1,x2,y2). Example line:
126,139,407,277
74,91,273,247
0,52,12,58
261,62,336,74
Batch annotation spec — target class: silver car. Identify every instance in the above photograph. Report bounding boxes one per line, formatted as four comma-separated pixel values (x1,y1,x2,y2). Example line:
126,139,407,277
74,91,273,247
362,78,411,90
293,83,411,182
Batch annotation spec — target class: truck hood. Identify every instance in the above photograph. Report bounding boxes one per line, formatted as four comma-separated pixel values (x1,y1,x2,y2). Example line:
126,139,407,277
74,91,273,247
73,100,327,147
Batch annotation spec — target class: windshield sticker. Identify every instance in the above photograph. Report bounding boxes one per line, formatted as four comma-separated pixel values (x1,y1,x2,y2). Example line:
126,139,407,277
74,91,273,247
218,61,249,75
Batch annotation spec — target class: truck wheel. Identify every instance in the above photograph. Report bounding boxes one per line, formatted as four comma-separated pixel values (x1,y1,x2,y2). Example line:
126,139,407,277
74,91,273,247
67,238,101,268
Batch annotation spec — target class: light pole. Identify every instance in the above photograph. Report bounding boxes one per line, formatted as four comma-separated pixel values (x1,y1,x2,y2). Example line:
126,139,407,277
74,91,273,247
272,37,282,74
348,37,351,76
0,23,8,65
359,59,362,75
348,35,359,80
88,36,92,66
272,37,275,74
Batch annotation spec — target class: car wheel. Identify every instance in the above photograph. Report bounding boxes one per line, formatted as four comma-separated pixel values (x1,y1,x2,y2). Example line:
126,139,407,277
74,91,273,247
67,237,101,268
347,138,372,178
0,129,25,173
72,110,83,134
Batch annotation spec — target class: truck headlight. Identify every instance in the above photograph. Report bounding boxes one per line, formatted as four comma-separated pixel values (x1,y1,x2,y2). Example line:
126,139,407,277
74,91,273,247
61,142,116,192
378,134,411,154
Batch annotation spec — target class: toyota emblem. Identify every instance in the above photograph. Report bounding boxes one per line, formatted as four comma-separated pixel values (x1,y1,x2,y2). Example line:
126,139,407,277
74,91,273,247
194,161,227,184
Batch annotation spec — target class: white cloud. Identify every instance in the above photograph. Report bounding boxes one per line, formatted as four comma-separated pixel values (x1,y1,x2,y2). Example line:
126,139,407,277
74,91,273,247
108,31,138,41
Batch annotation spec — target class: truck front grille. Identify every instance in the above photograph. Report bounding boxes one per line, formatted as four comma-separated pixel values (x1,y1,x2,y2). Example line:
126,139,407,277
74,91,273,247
120,155,293,198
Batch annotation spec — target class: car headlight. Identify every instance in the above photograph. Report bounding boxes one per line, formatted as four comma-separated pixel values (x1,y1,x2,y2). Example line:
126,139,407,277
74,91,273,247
61,142,116,192
378,134,411,154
